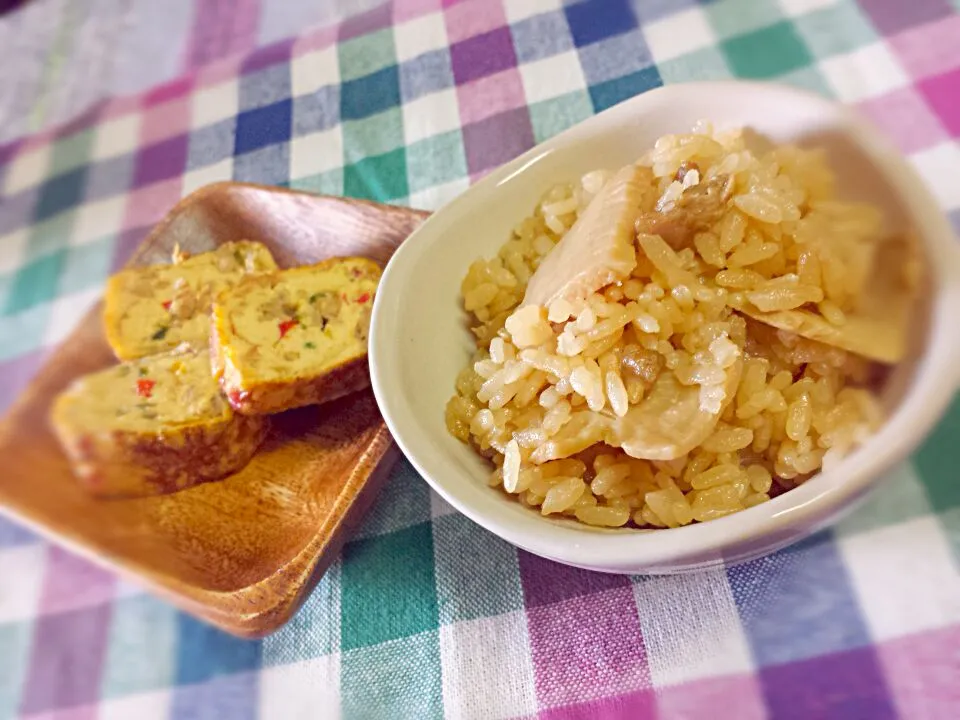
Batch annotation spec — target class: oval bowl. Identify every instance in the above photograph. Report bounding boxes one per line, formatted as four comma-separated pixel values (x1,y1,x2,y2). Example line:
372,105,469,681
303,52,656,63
370,81,960,574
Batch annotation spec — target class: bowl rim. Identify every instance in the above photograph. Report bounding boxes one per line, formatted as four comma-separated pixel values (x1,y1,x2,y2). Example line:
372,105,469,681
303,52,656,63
370,80,960,571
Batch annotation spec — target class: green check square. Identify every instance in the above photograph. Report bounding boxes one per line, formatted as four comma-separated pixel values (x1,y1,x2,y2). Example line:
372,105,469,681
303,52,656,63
100,594,177,697
405,130,467,193
589,67,663,113
27,213,76,260
338,29,397,83
341,631,443,720
289,168,344,196
343,147,408,202
0,274,10,313
914,396,960,513
342,107,405,163
834,462,933,538
777,65,833,97
529,90,593,144
706,0,785,39
49,129,95,176
656,47,735,85
794,2,877,59
5,250,64,315
263,561,341,666
341,521,438,649
0,303,51,362
0,621,32,720
939,506,960,568
721,21,814,80
58,236,114,296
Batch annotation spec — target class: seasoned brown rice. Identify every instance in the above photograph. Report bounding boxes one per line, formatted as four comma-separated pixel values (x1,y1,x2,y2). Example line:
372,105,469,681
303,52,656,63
445,122,901,529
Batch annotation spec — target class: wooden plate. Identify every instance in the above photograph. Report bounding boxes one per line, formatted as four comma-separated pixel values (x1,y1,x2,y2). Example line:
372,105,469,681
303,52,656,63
0,182,428,638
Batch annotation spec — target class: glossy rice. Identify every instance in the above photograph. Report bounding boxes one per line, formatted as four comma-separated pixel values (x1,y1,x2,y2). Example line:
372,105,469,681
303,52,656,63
446,123,909,529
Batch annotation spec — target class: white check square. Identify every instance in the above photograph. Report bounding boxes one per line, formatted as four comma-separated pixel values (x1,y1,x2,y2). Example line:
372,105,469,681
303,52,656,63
633,568,754,686
519,50,587,105
258,654,340,720
819,42,910,103
402,87,462,145
0,228,28,275
909,142,960,212
43,287,100,347
3,144,52,194
504,0,563,23
99,690,172,720
182,158,235,197
440,612,538,720
191,79,240,128
290,126,344,180
292,46,340,97
394,12,449,63
0,544,46,623
777,0,841,17
840,516,960,641
408,176,470,213
91,114,142,162
643,7,718,63
72,195,128,246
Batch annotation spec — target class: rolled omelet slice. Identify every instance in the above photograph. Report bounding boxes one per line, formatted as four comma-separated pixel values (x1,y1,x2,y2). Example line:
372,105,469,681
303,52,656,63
51,349,268,498
212,257,380,415
103,241,277,361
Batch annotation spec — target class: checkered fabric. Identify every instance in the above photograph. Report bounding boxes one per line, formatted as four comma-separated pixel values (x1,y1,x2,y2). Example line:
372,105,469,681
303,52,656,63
1,0,959,718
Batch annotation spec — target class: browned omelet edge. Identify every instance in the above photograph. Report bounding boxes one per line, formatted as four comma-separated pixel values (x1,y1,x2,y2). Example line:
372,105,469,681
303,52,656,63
50,391,269,499
211,257,379,416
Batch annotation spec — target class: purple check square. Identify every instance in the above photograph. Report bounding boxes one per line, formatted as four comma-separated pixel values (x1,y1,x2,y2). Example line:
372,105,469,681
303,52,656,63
518,550,629,607
133,134,189,188
450,27,518,85
760,647,898,720
20,604,113,715
919,67,960,138
462,107,534,175
859,0,953,35
539,689,657,720
339,2,392,41
0,137,22,167
526,587,650,709
241,37,294,74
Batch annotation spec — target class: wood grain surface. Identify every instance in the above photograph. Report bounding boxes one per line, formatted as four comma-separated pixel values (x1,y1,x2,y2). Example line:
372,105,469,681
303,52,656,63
0,182,429,638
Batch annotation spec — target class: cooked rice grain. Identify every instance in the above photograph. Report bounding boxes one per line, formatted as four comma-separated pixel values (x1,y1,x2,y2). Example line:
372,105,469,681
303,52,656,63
446,124,887,529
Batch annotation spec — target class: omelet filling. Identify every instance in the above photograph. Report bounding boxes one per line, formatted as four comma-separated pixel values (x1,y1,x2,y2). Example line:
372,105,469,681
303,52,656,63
223,260,378,382
107,241,276,359
60,351,229,432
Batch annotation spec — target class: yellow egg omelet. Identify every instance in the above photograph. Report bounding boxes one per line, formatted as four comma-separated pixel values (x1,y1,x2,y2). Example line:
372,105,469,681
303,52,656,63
103,241,277,361
50,348,267,498
211,257,381,415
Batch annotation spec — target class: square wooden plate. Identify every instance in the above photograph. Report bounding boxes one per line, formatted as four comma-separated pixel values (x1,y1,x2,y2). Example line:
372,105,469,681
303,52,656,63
0,183,428,638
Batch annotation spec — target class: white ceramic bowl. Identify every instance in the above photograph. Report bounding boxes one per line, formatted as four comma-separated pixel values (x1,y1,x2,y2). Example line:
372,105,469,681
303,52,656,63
369,81,960,574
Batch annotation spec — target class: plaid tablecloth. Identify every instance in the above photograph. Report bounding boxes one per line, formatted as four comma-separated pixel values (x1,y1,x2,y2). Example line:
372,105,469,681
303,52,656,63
0,0,383,144
1,1,959,718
